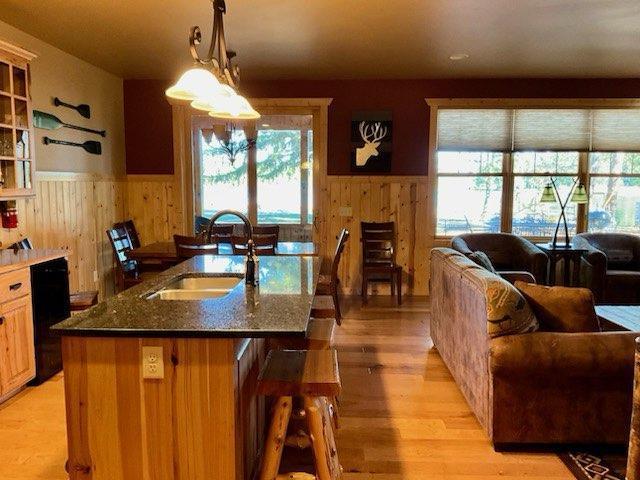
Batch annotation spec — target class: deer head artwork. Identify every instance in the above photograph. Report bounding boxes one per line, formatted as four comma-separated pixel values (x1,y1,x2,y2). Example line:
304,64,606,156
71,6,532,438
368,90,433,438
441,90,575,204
356,121,388,167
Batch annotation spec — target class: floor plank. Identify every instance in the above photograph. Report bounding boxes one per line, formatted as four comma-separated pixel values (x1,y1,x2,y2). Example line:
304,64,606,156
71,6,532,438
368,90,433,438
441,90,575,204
0,296,572,479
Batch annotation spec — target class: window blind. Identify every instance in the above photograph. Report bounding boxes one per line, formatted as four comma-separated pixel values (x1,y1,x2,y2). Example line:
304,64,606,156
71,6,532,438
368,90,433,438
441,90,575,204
437,109,513,151
437,107,640,152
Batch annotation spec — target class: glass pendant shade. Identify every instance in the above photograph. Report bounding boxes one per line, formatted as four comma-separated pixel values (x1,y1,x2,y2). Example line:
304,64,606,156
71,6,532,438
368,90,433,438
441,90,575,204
208,93,261,120
540,184,557,203
571,184,589,204
190,84,235,111
165,68,222,101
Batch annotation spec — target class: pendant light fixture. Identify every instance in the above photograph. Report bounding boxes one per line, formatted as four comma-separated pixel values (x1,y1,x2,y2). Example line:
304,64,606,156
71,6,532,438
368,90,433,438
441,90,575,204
166,0,260,120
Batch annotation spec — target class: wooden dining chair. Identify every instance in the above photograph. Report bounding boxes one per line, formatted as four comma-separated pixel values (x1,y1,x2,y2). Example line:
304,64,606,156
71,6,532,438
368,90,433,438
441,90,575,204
360,221,402,305
106,228,143,292
9,237,99,310
315,228,350,324
173,234,219,259
114,220,141,249
231,234,277,255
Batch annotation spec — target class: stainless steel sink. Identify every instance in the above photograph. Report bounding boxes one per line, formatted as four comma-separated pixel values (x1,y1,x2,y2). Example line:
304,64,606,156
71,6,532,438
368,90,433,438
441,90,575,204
146,275,242,301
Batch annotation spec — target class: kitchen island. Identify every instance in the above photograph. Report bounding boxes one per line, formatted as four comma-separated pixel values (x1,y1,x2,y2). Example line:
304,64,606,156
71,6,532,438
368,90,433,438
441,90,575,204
53,254,321,480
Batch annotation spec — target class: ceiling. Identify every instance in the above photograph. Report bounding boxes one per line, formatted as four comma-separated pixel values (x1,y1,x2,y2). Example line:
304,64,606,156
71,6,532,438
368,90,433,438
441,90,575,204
1,0,639,80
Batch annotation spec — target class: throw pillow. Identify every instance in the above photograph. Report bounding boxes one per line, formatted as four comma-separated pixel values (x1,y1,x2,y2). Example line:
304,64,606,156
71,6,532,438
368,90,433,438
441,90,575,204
468,251,496,273
514,281,601,333
476,272,538,338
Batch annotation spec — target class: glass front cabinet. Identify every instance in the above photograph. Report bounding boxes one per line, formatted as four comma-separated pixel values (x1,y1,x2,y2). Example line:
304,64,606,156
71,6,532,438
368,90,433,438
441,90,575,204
0,41,36,199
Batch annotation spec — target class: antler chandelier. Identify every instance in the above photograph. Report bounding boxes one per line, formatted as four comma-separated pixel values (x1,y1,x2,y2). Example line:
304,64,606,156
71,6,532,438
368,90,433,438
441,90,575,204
166,0,260,120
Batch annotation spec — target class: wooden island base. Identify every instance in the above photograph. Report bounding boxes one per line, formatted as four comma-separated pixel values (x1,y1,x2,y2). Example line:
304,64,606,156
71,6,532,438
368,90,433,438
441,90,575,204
62,335,266,480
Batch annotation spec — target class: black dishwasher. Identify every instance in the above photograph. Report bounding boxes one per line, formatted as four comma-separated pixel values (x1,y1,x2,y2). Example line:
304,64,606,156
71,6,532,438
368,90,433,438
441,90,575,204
30,258,71,385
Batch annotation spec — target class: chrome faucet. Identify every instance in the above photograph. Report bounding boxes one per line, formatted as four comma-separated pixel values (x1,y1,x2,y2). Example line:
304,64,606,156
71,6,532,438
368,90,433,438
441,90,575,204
206,210,258,286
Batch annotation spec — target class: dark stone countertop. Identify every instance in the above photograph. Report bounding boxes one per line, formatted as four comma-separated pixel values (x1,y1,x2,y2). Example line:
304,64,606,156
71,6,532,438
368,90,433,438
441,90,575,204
52,255,321,338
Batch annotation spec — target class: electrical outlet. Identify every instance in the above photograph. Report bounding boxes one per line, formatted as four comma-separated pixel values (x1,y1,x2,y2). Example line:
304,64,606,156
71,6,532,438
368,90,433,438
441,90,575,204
93,270,98,282
142,346,164,379
339,206,352,217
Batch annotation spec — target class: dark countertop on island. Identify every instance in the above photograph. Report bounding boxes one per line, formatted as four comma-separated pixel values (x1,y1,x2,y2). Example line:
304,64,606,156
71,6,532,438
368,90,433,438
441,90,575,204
52,255,321,338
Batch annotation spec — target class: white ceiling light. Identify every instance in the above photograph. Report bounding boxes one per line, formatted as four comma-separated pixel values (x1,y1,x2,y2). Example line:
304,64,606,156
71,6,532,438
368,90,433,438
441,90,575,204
449,53,470,61
165,0,259,120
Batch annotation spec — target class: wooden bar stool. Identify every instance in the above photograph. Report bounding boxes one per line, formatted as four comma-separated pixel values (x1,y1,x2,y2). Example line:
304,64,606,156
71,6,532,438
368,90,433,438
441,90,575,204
311,296,336,320
258,349,342,480
269,318,335,352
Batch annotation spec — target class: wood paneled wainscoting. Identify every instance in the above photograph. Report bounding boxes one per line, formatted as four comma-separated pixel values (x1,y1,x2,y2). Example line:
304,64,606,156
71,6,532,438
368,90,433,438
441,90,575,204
320,176,430,296
125,175,184,245
0,172,126,299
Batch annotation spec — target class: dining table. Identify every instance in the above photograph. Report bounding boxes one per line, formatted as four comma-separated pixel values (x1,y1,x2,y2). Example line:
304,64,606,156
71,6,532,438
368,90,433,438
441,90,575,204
127,240,317,265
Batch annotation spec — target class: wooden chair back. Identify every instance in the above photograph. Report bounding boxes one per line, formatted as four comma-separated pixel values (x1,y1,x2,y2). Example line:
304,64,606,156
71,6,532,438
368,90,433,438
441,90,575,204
361,221,396,266
194,215,210,237
124,220,141,249
106,227,138,274
207,225,234,244
253,225,280,240
9,238,34,250
231,234,277,256
173,235,219,259
331,228,350,284
114,220,141,249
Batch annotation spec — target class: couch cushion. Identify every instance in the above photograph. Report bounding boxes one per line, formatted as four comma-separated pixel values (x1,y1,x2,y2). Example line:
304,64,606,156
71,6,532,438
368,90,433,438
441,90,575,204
470,270,538,338
607,249,635,268
468,251,497,273
514,282,601,333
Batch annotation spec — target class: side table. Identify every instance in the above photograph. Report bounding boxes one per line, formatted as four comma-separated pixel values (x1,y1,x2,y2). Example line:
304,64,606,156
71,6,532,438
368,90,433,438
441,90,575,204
536,243,587,286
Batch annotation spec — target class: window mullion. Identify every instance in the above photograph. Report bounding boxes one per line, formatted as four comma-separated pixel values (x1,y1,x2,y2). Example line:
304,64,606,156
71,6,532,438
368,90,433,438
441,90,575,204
577,151,589,233
501,152,514,233
300,129,309,225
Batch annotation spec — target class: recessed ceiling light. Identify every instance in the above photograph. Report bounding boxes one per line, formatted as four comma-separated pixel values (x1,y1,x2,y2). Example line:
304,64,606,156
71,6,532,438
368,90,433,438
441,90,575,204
449,53,470,61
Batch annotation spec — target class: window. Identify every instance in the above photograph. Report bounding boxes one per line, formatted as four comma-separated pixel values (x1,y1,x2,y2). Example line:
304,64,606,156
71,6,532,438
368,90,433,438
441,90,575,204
512,152,579,237
200,128,249,220
436,152,502,236
195,114,314,227
433,103,640,237
588,152,640,233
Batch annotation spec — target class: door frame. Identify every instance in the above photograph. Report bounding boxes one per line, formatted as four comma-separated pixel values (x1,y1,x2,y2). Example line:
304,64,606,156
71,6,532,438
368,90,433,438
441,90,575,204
170,98,332,247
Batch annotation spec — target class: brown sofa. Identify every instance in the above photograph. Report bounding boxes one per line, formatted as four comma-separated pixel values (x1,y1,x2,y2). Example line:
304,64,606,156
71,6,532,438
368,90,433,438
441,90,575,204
430,247,638,446
574,233,640,304
451,233,548,285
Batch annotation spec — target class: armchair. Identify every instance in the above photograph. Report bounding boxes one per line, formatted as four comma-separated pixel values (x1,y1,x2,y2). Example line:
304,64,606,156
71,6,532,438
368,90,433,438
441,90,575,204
574,233,640,304
451,233,548,284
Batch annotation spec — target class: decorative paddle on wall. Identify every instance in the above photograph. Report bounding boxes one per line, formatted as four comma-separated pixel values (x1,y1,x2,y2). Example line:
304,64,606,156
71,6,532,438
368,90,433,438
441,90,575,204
34,111,106,137
53,97,91,119
43,137,102,155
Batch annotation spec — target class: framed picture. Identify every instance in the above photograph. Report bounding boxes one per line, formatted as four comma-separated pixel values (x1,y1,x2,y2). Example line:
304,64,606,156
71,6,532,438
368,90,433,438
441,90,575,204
350,111,392,173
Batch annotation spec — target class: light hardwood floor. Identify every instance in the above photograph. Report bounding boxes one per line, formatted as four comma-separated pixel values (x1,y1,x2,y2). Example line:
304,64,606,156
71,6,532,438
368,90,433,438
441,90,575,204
0,297,572,480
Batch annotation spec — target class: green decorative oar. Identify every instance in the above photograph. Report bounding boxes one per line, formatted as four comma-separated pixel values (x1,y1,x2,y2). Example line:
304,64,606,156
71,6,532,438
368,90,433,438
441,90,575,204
34,110,106,137
43,137,102,155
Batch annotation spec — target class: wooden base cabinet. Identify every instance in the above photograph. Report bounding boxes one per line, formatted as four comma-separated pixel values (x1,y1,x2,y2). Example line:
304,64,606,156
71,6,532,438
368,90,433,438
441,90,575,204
62,336,266,480
0,294,35,400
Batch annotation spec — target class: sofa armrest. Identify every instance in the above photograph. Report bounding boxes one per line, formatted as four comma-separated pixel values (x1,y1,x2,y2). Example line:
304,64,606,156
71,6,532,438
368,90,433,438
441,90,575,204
451,236,473,256
490,331,638,379
499,271,536,285
512,237,549,284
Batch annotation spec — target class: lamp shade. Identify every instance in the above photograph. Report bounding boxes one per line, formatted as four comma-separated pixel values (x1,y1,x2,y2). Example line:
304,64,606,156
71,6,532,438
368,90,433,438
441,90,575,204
209,93,261,120
540,183,557,203
165,68,222,101
571,184,589,204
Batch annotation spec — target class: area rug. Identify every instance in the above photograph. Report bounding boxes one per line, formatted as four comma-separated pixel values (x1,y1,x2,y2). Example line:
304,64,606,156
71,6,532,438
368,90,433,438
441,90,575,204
559,450,626,480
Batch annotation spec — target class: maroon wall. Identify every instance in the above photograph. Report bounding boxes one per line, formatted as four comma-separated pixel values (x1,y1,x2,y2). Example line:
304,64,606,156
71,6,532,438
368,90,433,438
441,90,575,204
124,78,640,175
124,80,174,175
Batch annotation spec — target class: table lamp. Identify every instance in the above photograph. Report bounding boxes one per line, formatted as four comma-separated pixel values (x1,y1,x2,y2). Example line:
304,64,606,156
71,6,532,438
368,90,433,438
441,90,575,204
540,177,588,248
